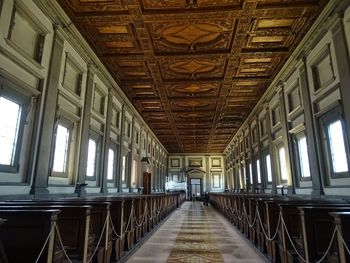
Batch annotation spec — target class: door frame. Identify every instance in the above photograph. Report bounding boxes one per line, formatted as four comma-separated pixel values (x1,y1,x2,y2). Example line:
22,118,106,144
186,168,206,200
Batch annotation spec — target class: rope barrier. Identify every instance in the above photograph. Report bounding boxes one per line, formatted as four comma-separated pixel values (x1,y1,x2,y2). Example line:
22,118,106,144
220,198,349,263
337,226,350,255
124,205,134,235
280,213,337,263
153,201,157,217
34,222,56,263
110,204,135,240
54,224,73,263
147,203,154,220
109,215,122,238
232,204,237,216
256,206,281,241
234,202,244,221
134,202,148,227
87,215,108,263
242,203,258,228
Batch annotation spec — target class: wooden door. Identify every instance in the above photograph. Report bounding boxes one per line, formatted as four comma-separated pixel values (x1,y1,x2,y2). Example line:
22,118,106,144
143,172,151,194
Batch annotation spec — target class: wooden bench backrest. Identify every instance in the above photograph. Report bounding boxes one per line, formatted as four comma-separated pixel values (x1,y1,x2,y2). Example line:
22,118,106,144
0,209,60,263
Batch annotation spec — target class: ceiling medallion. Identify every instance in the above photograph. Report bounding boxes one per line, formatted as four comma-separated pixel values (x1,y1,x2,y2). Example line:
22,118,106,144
173,84,213,95
175,100,210,109
168,60,217,78
147,112,167,118
160,22,222,50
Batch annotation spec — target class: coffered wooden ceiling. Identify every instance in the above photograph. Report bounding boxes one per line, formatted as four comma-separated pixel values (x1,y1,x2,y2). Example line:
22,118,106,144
58,0,328,153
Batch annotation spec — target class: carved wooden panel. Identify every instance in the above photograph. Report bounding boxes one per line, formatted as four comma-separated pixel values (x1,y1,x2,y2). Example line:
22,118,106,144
173,112,214,122
167,83,220,97
141,0,243,10
58,0,328,153
136,100,164,112
170,99,217,111
143,112,169,122
148,20,236,53
159,58,226,79
107,59,152,80
59,0,126,14
122,83,157,99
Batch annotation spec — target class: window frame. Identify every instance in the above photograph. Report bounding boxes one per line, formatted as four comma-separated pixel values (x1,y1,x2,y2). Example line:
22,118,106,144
121,153,129,183
85,132,101,181
0,87,29,173
260,149,273,185
319,107,350,179
293,132,312,181
256,158,262,184
277,144,288,183
107,141,117,183
248,161,253,185
240,161,246,189
50,118,73,178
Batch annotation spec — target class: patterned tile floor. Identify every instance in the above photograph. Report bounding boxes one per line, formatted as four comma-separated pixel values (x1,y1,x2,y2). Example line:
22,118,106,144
126,202,268,263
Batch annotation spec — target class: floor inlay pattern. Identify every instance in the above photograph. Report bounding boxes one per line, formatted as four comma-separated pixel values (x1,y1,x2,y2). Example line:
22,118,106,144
126,202,267,263
167,205,224,262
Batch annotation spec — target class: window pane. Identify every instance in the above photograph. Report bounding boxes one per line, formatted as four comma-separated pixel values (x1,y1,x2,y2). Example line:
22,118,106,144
52,124,70,173
328,120,349,173
107,149,114,180
238,169,241,187
249,163,253,183
86,139,97,177
131,159,137,186
279,147,288,181
297,136,311,178
242,166,246,187
0,97,21,166
266,154,272,182
121,156,126,181
256,159,261,183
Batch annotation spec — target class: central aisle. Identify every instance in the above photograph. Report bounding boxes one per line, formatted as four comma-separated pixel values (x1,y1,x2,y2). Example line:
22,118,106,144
126,201,268,263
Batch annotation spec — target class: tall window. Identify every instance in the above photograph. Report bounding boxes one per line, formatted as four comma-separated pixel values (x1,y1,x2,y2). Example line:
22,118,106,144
327,120,348,173
242,165,246,188
266,154,273,183
107,148,115,180
278,146,288,181
86,138,97,178
52,124,71,175
238,169,242,188
249,162,253,184
297,136,311,178
121,155,126,181
0,97,22,167
256,159,261,183
131,159,137,187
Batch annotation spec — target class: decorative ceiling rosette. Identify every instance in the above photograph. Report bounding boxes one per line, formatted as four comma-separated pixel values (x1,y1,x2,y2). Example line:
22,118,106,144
150,20,235,53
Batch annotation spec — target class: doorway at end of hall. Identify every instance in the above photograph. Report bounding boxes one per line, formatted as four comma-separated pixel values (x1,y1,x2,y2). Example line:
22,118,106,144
190,178,202,201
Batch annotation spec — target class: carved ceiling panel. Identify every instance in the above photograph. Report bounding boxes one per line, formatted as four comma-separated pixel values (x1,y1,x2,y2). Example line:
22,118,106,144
170,99,217,112
178,128,210,135
173,111,214,122
136,100,163,112
106,59,152,81
149,125,174,134
125,84,158,98
58,0,328,153
159,58,226,79
140,0,243,10
143,112,169,123
58,0,127,14
148,20,236,53
166,83,220,98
